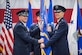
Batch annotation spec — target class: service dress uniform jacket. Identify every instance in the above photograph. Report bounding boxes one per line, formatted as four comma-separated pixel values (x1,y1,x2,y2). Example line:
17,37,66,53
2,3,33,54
13,21,38,55
45,18,70,55
29,23,41,55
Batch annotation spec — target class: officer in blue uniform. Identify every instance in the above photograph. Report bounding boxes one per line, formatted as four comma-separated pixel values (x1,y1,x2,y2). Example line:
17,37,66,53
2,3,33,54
29,10,41,55
13,9,44,55
40,5,70,55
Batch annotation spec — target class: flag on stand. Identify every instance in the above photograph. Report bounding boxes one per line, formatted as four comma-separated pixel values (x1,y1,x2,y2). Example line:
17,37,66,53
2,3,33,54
77,0,82,55
47,0,54,24
47,0,54,31
40,0,52,55
26,0,33,28
68,0,82,55
0,34,3,53
78,18,82,55
0,0,14,55
67,0,78,55
40,0,48,26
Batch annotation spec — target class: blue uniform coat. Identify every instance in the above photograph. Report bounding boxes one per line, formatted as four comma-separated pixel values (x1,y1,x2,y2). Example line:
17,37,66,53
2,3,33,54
29,23,41,55
45,18,70,55
13,21,38,55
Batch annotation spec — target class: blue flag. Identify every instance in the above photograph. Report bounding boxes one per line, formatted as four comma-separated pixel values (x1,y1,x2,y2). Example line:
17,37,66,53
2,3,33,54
77,2,82,29
40,0,52,55
47,0,54,31
26,1,33,28
40,0,47,27
77,1,82,55
47,0,54,24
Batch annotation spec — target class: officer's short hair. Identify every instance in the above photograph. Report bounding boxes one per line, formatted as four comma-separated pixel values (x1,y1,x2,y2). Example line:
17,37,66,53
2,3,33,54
36,10,40,16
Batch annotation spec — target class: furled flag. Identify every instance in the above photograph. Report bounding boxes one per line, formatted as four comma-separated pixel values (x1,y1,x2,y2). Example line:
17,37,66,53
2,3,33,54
47,0,54,32
47,0,54,24
0,0,14,55
67,0,82,55
0,35,3,54
78,20,82,55
67,0,78,55
77,0,82,55
40,0,52,55
26,0,33,28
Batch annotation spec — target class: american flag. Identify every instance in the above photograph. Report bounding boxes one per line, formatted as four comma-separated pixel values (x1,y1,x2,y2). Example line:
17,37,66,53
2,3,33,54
0,0,14,55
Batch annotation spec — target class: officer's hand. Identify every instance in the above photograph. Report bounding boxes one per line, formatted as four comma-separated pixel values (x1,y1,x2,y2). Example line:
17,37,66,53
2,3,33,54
30,52,34,55
38,38,44,43
40,43,45,48
47,25,52,32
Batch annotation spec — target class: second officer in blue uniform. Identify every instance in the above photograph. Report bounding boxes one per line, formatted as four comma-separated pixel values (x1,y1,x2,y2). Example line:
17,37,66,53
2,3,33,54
40,5,70,55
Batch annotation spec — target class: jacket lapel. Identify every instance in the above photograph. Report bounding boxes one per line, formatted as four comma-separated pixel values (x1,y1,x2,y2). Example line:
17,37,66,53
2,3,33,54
18,21,29,32
55,18,63,30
